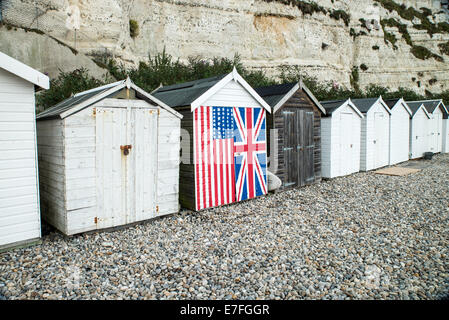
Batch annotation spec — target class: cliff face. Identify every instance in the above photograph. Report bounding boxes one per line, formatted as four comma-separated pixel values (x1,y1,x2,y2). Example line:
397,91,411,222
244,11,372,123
1,0,449,94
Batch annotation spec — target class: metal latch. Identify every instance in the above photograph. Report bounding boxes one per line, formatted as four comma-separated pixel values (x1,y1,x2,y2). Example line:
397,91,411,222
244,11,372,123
120,145,132,156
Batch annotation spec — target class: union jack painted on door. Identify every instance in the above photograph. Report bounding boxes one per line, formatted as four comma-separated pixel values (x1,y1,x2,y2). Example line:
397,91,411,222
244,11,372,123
233,107,267,202
193,106,267,211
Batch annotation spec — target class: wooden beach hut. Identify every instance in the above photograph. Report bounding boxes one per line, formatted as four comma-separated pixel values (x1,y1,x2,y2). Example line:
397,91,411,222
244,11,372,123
405,102,431,159
255,81,326,190
352,97,391,171
319,99,364,178
152,68,271,211
36,78,182,235
384,98,412,165
408,100,448,154
0,52,49,249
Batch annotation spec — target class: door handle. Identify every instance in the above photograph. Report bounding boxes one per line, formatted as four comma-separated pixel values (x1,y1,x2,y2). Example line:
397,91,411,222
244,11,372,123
120,145,132,156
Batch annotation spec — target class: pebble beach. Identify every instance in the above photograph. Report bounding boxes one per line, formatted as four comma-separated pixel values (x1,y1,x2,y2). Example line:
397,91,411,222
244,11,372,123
1,154,448,300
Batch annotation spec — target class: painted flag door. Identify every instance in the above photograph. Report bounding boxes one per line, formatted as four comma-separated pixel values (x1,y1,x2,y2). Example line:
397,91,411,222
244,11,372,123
194,106,267,211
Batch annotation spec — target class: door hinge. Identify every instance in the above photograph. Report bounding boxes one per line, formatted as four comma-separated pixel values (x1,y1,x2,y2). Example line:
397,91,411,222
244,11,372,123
94,217,98,224
156,206,159,212
93,108,96,116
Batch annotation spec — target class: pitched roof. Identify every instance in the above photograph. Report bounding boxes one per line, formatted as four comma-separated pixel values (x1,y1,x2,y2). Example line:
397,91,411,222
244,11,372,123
0,51,49,89
383,98,400,109
152,68,271,112
405,101,430,117
37,78,182,120
255,82,297,108
319,99,348,114
255,81,325,114
383,98,412,116
152,74,226,108
407,99,448,115
319,98,364,118
351,98,380,113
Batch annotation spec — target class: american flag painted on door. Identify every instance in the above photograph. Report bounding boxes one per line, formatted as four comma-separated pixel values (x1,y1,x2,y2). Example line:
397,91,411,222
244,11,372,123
194,106,235,211
193,106,267,211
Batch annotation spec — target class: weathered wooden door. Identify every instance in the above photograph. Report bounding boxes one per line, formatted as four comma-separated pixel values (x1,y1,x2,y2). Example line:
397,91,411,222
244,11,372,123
95,102,158,229
282,109,315,188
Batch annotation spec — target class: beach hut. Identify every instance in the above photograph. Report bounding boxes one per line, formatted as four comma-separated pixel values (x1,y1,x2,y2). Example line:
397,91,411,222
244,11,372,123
319,99,364,178
0,52,49,249
384,98,412,165
405,102,431,159
408,100,448,154
443,102,449,153
36,78,182,235
152,68,271,211
255,81,326,190
352,97,391,171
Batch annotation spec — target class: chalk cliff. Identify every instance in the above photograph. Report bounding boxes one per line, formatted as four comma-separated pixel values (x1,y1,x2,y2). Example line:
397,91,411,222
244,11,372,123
1,0,448,94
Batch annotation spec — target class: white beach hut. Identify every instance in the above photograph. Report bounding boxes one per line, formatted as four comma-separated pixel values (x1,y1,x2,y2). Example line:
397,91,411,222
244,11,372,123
36,78,182,235
0,52,49,249
352,97,391,171
443,102,449,153
409,100,448,154
319,99,364,178
406,102,431,159
384,98,412,165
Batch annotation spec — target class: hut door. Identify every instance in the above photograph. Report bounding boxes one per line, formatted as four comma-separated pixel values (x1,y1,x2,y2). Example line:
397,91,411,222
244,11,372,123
373,112,387,167
300,111,315,186
282,109,298,188
340,113,354,176
95,104,157,229
282,109,315,188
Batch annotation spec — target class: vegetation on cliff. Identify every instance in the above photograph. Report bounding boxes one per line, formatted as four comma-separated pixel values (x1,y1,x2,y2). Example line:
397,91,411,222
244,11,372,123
261,1,350,26
36,52,449,111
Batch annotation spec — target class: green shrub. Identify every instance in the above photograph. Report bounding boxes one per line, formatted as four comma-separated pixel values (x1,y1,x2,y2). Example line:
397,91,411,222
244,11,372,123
330,10,351,27
129,19,139,38
37,50,449,111
36,68,105,111
411,45,444,61
438,41,449,55
381,18,412,46
372,45,380,50
360,64,368,71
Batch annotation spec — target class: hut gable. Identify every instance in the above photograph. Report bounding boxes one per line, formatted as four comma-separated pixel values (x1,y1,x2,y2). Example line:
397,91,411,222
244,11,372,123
153,69,271,211
256,81,325,190
0,53,49,249
408,99,447,154
36,80,181,235
384,98,412,165
352,97,391,171
319,99,363,178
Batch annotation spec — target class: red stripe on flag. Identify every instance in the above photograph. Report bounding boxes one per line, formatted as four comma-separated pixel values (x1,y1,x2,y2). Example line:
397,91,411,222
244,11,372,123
206,107,212,208
219,139,224,206
246,108,255,199
194,108,201,210
214,140,219,207
201,107,206,210
231,139,236,203
225,140,230,204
